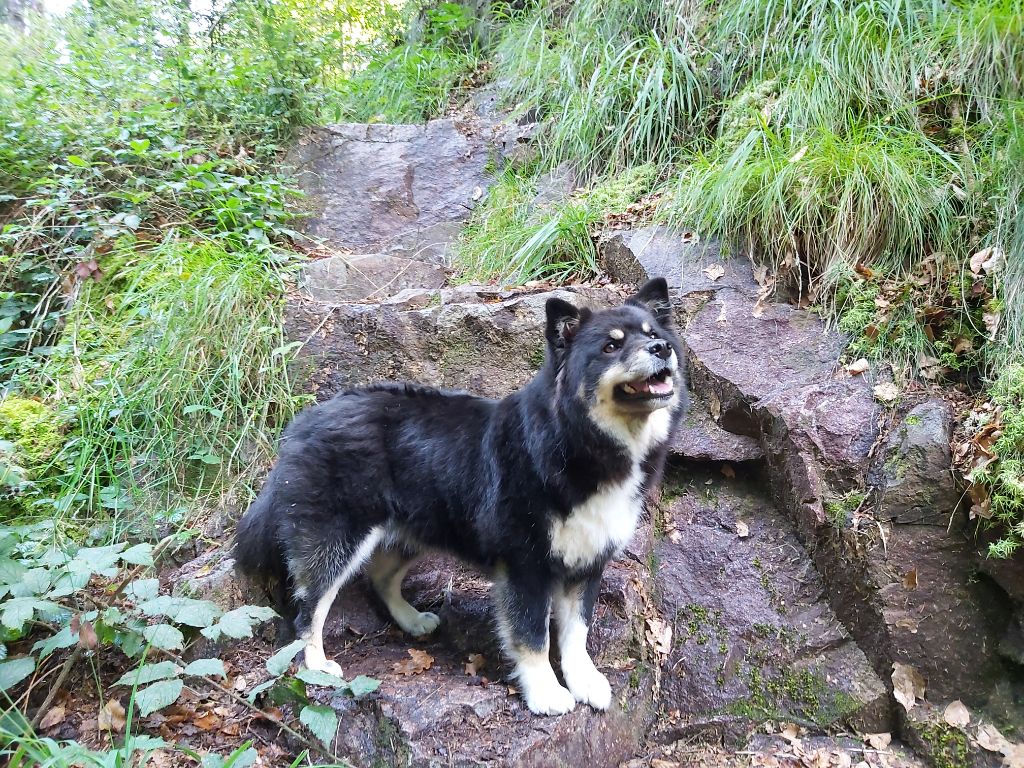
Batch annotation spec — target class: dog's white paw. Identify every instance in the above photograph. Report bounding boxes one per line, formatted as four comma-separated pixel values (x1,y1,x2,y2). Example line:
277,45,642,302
305,656,344,678
400,610,441,637
522,677,577,716
564,664,612,710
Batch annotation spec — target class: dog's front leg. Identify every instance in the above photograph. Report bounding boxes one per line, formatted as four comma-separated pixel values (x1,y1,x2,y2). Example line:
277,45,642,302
553,576,611,710
493,570,576,716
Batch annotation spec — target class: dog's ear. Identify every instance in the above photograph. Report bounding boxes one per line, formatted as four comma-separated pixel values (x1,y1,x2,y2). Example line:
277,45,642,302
545,297,588,351
627,277,671,324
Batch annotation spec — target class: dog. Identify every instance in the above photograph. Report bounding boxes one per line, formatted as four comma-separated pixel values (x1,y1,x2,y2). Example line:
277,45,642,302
233,277,687,715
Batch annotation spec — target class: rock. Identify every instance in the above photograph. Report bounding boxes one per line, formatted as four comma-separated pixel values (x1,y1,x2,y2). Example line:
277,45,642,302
298,253,447,304
651,463,890,740
285,285,619,399
599,224,1012,720
671,395,764,463
900,703,1002,768
170,547,250,611
304,547,655,766
532,162,577,208
286,119,500,264
874,401,960,526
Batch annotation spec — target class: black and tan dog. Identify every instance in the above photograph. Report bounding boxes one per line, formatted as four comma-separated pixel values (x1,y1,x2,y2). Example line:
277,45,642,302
234,278,687,715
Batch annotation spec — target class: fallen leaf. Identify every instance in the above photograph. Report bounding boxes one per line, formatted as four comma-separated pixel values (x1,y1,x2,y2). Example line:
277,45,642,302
39,705,66,730
781,723,802,745
393,649,434,676
865,732,891,750
708,391,722,422
970,247,1005,275
789,145,809,163
651,760,681,768
854,263,875,279
645,617,673,655
192,711,220,731
891,662,926,712
873,383,901,404
977,723,1010,753
902,569,918,590
98,699,126,732
943,700,970,728
1002,742,1024,768
720,463,736,479
845,358,870,375
77,619,98,650
703,264,725,281
471,185,484,201
984,311,1001,339
753,264,771,287
736,521,750,538
464,653,485,676
833,751,853,768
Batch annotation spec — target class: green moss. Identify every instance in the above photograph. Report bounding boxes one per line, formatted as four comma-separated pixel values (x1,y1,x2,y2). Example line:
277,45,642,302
374,715,410,768
981,363,1024,558
0,397,64,471
727,665,859,727
824,490,866,530
917,721,970,768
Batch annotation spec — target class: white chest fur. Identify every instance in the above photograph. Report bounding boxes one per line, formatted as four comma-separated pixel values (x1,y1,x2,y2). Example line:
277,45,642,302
549,467,642,571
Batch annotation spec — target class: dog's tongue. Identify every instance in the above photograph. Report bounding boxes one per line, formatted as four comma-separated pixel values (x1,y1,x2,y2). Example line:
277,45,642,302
648,376,673,395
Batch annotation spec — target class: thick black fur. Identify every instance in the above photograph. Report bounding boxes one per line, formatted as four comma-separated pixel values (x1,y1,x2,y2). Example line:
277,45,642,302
234,278,687,678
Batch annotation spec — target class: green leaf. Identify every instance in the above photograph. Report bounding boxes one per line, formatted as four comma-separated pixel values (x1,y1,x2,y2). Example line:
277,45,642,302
265,639,305,676
0,657,35,692
138,596,220,627
124,578,160,602
33,625,78,659
299,704,337,749
1,598,34,631
183,658,225,678
66,155,89,167
295,668,347,688
245,679,276,704
115,660,182,687
347,675,381,698
129,138,151,154
203,605,276,640
134,678,184,717
143,623,184,651
120,544,154,566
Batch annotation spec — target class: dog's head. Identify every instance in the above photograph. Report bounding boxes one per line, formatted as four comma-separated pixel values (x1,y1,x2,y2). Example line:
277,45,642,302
544,278,685,440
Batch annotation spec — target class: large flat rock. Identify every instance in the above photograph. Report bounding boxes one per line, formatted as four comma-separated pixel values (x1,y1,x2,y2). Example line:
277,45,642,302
286,120,499,264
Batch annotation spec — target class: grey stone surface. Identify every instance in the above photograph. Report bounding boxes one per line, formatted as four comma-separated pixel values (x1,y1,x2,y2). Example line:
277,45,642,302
286,119,499,264
298,253,447,304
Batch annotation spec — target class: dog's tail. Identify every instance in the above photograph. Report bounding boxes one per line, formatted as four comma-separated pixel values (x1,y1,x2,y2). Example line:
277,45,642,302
233,482,293,624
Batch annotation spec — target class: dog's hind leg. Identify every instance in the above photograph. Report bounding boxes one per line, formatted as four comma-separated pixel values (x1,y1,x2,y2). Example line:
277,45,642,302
493,568,576,716
293,527,383,676
366,546,440,637
553,576,611,710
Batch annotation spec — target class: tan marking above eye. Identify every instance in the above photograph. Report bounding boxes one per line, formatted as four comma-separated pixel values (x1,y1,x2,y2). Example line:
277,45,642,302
641,321,651,333
609,328,625,340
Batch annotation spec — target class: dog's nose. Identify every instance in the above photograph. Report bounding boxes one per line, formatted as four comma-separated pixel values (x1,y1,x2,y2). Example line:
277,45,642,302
646,340,671,360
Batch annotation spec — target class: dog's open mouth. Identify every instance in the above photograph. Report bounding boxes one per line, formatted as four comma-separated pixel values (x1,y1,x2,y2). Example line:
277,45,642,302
615,369,673,400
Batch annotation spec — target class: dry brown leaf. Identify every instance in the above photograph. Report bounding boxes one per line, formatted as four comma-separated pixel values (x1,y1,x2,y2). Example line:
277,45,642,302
464,653,486,676
865,732,891,750
393,648,434,676
789,146,809,163
736,521,750,539
39,705,67,730
1002,743,1024,768
781,723,802,745
232,675,247,691
873,383,901,404
977,723,1010,753
845,358,870,375
703,264,726,282
902,569,918,590
471,185,484,201
645,617,673,655
970,247,1005,275
98,699,126,732
708,391,722,422
192,711,220,731
720,463,736,479
943,700,970,728
651,760,681,768
833,751,853,768
891,662,926,712
984,311,1002,339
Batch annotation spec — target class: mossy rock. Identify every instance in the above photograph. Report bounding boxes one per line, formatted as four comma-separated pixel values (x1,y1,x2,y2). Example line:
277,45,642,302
0,397,65,515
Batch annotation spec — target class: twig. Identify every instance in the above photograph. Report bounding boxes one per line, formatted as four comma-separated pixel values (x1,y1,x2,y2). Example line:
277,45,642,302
30,647,82,729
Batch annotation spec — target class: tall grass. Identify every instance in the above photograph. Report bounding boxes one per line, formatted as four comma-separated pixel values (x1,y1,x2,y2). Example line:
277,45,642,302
14,238,300,531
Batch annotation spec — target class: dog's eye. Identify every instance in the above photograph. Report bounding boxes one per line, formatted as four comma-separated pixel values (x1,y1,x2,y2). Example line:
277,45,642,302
647,330,659,339
603,341,620,354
